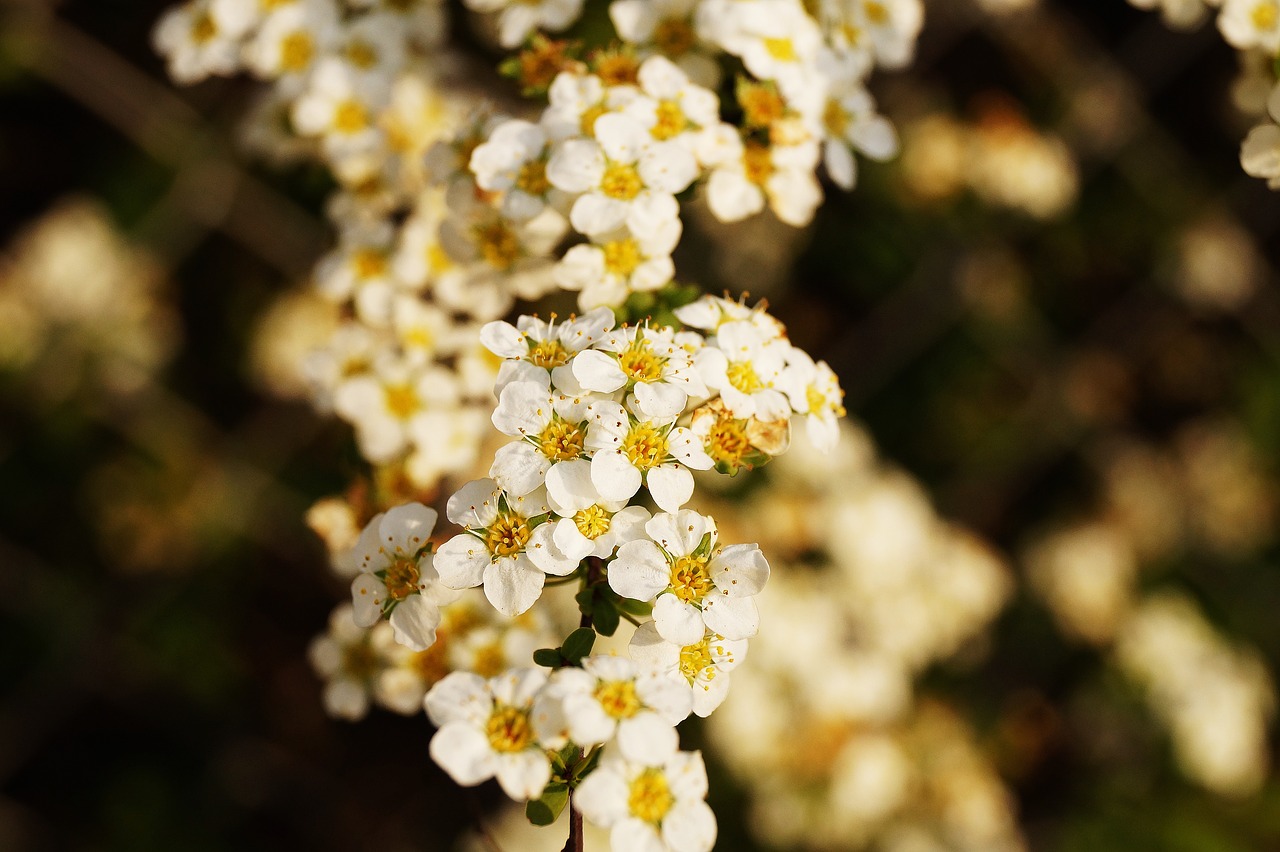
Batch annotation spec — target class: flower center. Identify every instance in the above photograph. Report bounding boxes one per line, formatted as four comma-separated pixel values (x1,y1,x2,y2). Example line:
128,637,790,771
865,1,889,23
528,338,569,368
603,238,642,276
485,705,534,753
601,162,643,200
653,18,695,56
705,415,752,468
670,553,713,603
1253,2,1279,29
623,422,669,471
516,159,551,196
628,769,674,824
383,556,422,601
538,418,586,461
279,31,314,71
594,680,641,719
486,512,531,557
384,383,420,419
738,83,786,128
594,51,641,86
352,247,387,279
618,338,667,382
472,642,507,678
763,37,797,62
580,103,608,136
341,642,381,680
474,221,520,269
190,12,218,43
725,361,764,394
806,384,846,417
573,505,612,540
344,40,379,69
823,99,850,137
743,143,775,187
679,637,717,682
652,101,688,141
411,643,449,684
333,99,369,134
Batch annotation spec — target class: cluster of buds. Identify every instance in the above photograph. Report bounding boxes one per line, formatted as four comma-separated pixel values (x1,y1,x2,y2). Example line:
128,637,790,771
337,294,845,846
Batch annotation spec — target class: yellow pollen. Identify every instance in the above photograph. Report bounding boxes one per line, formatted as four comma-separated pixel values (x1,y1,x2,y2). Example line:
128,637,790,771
594,52,641,87
652,101,688,141
352,247,387,279
628,769,674,824
486,512,531,557
384,383,420,419
706,416,753,468
653,18,695,56
537,419,586,461
738,84,786,128
333,99,368,134
594,680,642,719
743,142,775,187
262,0,294,9
344,40,379,69
383,556,422,601
403,326,435,352
840,23,864,45
622,422,669,471
190,12,218,43
529,338,570,368
427,243,453,274
341,642,381,680
580,103,608,136
679,638,717,682
865,1,889,23
601,162,643,200
763,37,797,62
823,99,850,136
1253,2,1279,28
603,238,642,276
726,361,764,394
573,505,612,540
474,221,520,269
618,339,667,383
472,643,507,678
515,159,551,195
806,384,845,417
670,554,713,604
279,31,314,71
485,705,534,753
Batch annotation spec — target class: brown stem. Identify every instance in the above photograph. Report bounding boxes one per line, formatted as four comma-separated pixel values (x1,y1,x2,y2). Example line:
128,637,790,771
579,556,604,629
565,799,584,852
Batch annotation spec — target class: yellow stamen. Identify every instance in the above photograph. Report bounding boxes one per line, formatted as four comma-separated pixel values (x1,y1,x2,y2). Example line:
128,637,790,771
594,680,641,719
333,99,368,134
628,769,674,824
529,338,569,368
486,512,531,557
622,422,669,471
653,18,695,56
383,556,422,601
473,221,520,270
515,159,551,196
618,338,667,382
485,705,533,753
763,37,797,62
601,162,643,200
670,553,713,604
279,31,314,72
603,238,642,277
384,384,420,419
538,419,586,461
573,505,612,540
651,101,688,141
725,361,763,394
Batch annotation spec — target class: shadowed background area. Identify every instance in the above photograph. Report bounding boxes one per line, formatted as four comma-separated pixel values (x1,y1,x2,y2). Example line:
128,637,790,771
2,0,1280,850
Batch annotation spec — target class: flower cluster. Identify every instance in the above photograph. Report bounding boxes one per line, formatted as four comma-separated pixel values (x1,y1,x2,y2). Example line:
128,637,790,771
1128,0,1280,187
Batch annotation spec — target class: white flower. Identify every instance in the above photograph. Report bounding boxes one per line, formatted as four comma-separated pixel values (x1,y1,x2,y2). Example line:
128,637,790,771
673,294,787,338
470,119,565,222
573,324,705,418
481,308,616,393
1242,84,1280,188
242,0,340,80
624,56,722,152
313,218,403,325
781,349,846,453
704,133,823,227
629,621,747,717
461,0,585,48
404,405,489,489
574,747,717,852
291,57,390,182
348,503,460,651
818,53,898,190
308,603,404,720
153,0,243,84
610,0,722,88
696,319,793,421
434,479,578,616
554,197,682,310
547,112,697,237
719,0,825,103
545,487,652,559
543,70,640,140
608,509,769,645
489,380,594,501
545,656,691,761
1220,0,1280,52
332,355,460,463
585,400,713,511
425,668,557,800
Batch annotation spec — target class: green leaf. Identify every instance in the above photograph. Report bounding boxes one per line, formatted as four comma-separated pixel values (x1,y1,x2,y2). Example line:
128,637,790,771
533,648,562,668
525,782,569,826
615,597,652,617
562,627,596,663
593,598,620,636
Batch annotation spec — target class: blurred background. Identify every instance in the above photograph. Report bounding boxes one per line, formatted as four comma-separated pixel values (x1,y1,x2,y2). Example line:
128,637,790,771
3,0,1280,849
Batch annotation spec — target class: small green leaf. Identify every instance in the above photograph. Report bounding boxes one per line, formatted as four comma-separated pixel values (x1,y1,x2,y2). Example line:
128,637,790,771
615,597,652,617
533,648,562,668
562,627,596,663
593,598,620,637
525,782,569,826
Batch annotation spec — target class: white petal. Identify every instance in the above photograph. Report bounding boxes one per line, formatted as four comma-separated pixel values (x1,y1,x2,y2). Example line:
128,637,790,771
573,348,628,392
653,594,705,645
646,464,694,513
632,380,687,418
545,458,598,513
591,451,643,503
609,539,671,601
616,711,679,764
662,799,717,852
709,543,769,597
388,594,442,651
574,766,630,825
525,522,580,576
429,721,496,786
433,534,489,589
701,594,758,640
424,671,490,726
490,441,551,497
446,478,502,527
495,750,553,801
483,556,546,616
350,573,384,626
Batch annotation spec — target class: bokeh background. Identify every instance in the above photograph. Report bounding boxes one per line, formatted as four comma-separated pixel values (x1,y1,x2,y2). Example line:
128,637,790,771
3,0,1280,849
